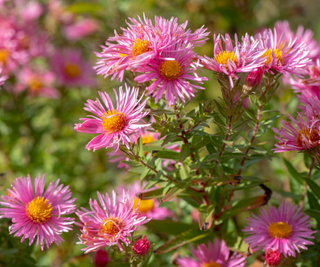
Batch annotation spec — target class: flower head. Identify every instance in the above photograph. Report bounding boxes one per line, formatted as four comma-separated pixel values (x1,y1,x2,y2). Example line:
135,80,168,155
63,18,99,40
76,190,151,253
51,49,96,87
200,33,265,88
177,238,246,267
255,28,310,76
133,236,150,255
74,84,150,151
265,249,281,266
0,174,76,250
14,67,59,98
135,41,207,107
243,201,316,257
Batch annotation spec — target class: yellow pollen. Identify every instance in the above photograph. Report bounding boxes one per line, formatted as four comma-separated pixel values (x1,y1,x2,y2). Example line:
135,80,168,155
100,217,123,240
101,110,127,133
262,48,283,66
132,38,152,57
202,261,222,267
132,197,154,213
64,63,81,77
297,127,320,147
141,134,156,144
159,60,181,80
214,51,237,65
0,49,9,65
268,222,292,238
26,197,52,223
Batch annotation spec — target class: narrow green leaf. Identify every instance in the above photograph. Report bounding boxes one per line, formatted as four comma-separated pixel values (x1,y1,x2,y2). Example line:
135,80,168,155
283,158,304,185
307,191,320,211
145,220,192,236
154,150,179,160
197,204,215,230
305,179,320,199
140,168,151,180
154,227,209,255
161,178,192,202
213,100,228,119
305,209,320,221
179,144,190,162
136,188,163,200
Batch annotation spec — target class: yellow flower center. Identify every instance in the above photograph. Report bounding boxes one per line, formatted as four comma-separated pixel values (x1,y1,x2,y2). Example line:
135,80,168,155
132,197,154,213
297,127,320,147
26,197,52,223
214,51,237,65
268,222,292,238
132,38,152,58
159,60,181,80
262,48,283,66
141,134,156,144
101,110,127,133
202,261,222,267
0,49,9,65
100,217,123,240
28,77,43,92
64,63,81,77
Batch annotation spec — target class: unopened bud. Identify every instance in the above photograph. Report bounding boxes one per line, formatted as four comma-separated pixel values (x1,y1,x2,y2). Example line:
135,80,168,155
265,249,281,266
245,68,264,87
132,236,150,255
94,249,109,267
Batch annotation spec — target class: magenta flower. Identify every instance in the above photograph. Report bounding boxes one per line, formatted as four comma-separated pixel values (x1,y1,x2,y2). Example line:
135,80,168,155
243,201,316,257
14,67,59,98
177,238,246,267
272,104,320,152
126,181,174,220
132,236,150,255
50,49,96,87
76,190,151,253
94,249,109,267
200,33,265,88
0,174,76,250
274,20,320,62
63,18,99,40
135,41,207,107
255,28,310,76
0,68,8,87
265,249,281,266
74,84,150,151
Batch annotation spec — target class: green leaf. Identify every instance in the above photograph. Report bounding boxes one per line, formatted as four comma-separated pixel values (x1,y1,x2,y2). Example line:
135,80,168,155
66,3,103,14
197,204,215,230
305,209,320,221
179,144,190,162
305,178,320,200
161,178,192,202
154,150,179,160
145,220,193,236
308,191,320,210
136,188,163,200
283,158,304,185
213,100,228,119
154,227,209,255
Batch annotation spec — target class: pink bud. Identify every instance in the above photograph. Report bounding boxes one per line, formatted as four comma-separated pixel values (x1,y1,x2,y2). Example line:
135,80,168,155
94,249,109,267
265,249,281,266
132,236,150,255
245,68,264,87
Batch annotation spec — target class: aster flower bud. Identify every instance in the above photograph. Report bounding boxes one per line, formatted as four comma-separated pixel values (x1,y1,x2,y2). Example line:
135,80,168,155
265,249,281,266
132,236,150,255
94,249,109,267
245,68,264,88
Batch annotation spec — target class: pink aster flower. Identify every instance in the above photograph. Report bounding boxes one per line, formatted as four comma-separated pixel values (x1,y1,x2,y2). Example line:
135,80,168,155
63,18,99,40
0,174,76,250
243,201,316,257
50,49,96,87
271,105,320,152
177,238,246,267
76,190,151,253
274,20,320,62
0,68,8,87
74,84,150,151
135,41,207,107
14,67,59,98
255,28,310,76
125,181,173,220
200,33,265,88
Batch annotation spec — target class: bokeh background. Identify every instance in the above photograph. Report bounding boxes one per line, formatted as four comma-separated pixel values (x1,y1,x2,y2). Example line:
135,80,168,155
1,0,320,266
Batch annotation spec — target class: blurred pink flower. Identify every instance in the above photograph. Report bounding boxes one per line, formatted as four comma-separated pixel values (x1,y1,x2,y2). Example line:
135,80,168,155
50,49,96,87
177,238,246,267
20,1,43,21
0,174,76,250
0,68,8,87
14,68,59,98
135,41,207,107
74,84,150,151
243,201,316,257
255,28,310,76
76,190,151,253
200,33,265,88
94,249,109,267
274,20,320,62
63,18,99,40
